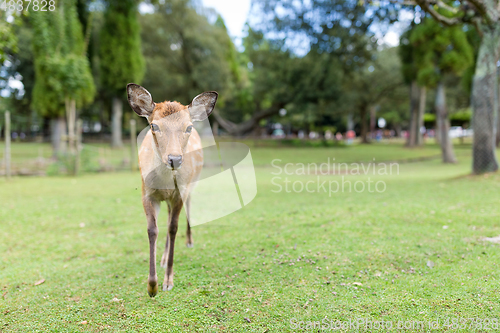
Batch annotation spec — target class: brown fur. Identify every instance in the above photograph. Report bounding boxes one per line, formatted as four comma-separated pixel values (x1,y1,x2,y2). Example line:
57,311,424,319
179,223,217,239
127,83,217,297
151,101,187,120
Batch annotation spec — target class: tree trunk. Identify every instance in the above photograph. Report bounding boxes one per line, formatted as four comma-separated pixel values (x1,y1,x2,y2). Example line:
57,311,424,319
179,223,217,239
50,116,66,158
369,105,376,140
435,81,457,163
435,107,441,145
416,86,426,146
407,80,419,147
496,76,500,147
394,124,402,138
472,26,500,174
65,98,76,154
111,96,123,148
360,106,369,143
347,113,354,131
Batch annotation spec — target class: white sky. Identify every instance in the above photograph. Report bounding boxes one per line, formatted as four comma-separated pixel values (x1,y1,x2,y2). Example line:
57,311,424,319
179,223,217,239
201,0,251,46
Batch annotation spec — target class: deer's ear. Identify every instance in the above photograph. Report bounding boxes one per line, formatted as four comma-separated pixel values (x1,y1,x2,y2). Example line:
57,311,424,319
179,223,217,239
188,91,218,121
127,83,155,118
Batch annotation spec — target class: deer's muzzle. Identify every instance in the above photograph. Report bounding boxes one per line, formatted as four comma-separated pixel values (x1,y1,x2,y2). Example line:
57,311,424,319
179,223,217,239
167,154,183,170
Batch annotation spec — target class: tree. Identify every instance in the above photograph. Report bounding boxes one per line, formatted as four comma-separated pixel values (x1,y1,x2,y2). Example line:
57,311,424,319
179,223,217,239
214,28,345,136
335,47,405,143
389,0,500,173
31,0,95,157
0,14,38,139
240,0,400,137
212,28,296,135
0,11,18,64
407,17,474,163
399,27,426,147
99,0,145,147
139,1,234,108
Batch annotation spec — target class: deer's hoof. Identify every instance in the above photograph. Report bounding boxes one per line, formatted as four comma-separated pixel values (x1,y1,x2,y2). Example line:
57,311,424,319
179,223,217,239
186,242,194,248
163,284,174,291
147,281,158,297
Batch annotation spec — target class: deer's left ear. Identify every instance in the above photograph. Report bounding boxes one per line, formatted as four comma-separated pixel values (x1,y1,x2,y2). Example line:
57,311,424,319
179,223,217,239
188,91,218,121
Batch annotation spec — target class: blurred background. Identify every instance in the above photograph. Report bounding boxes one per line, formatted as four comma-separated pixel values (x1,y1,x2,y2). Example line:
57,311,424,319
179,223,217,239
0,0,498,176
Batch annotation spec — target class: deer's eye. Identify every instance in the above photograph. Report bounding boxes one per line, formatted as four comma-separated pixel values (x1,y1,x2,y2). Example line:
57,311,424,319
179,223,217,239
151,124,160,132
186,125,193,134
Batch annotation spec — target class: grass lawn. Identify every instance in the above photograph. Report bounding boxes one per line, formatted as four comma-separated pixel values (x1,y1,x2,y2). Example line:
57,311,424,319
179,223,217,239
1,143,500,332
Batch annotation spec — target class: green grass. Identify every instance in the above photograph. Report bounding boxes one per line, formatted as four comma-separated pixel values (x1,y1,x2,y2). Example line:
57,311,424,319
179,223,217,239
1,143,500,332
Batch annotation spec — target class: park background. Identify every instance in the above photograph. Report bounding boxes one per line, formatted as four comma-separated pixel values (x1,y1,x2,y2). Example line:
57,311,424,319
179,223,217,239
1,0,500,331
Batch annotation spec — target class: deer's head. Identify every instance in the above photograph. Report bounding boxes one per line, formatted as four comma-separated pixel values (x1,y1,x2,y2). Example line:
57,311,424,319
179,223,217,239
127,83,218,170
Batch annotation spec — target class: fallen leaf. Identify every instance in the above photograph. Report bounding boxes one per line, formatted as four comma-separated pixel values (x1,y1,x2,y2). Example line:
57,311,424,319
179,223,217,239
80,321,88,325
111,297,122,302
244,317,251,323
427,261,435,269
34,279,45,286
352,282,362,286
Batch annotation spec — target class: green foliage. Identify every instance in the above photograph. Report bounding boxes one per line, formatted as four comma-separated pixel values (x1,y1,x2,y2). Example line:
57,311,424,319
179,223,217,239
241,28,344,127
31,0,95,117
336,47,407,128
0,13,33,119
423,113,436,123
409,17,474,88
0,11,19,63
398,28,416,84
99,0,145,96
449,108,472,122
460,26,481,95
251,0,399,69
140,0,244,122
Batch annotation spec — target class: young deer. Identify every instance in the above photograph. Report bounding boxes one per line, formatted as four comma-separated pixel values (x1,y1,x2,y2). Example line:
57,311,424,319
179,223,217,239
126,83,218,297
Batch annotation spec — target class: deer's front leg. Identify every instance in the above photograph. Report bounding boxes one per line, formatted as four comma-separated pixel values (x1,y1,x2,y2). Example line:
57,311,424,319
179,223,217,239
161,203,172,268
185,195,193,248
163,201,182,291
143,197,160,297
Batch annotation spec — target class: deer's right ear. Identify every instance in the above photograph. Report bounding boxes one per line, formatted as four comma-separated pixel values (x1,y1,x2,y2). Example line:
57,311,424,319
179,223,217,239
127,83,155,118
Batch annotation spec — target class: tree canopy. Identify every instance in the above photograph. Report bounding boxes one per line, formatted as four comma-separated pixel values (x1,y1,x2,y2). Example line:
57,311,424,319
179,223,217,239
99,0,145,96
31,0,95,117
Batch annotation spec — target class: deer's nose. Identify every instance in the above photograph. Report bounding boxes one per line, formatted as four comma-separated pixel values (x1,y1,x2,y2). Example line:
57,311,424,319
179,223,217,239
167,154,183,170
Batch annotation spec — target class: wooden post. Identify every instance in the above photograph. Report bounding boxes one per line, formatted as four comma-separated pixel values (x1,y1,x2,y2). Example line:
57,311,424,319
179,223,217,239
130,119,137,171
74,119,82,176
5,111,11,179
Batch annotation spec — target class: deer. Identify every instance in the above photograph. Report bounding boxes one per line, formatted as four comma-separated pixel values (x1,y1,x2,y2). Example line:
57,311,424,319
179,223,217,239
126,83,218,297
